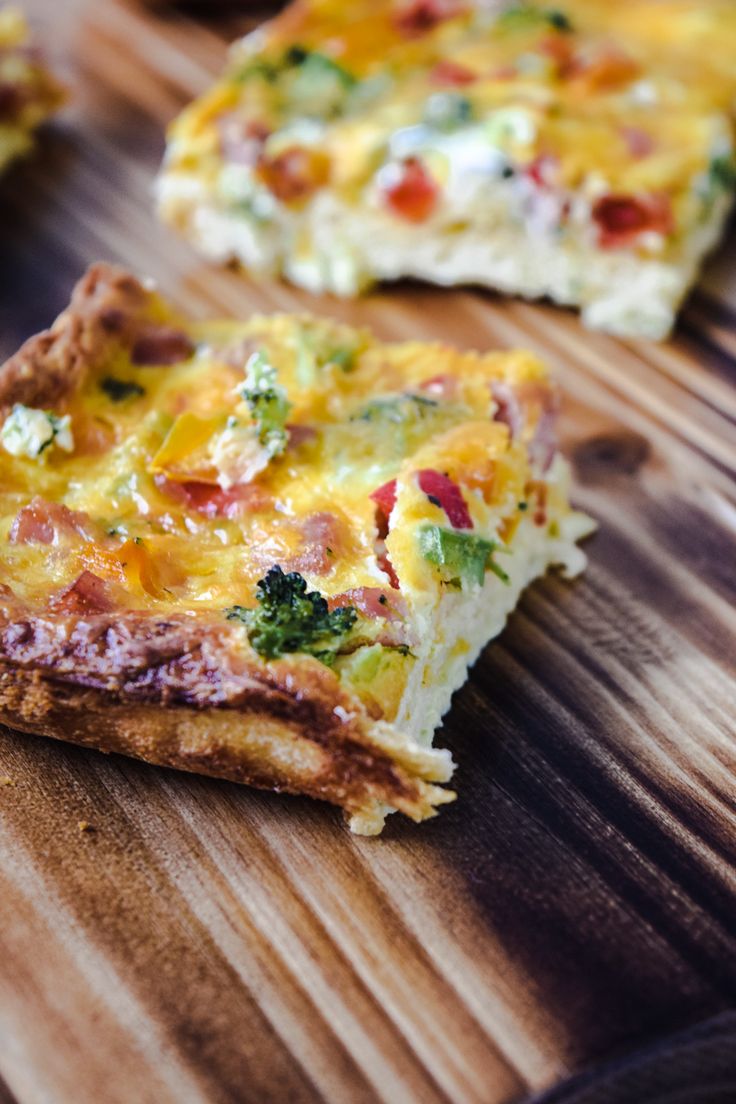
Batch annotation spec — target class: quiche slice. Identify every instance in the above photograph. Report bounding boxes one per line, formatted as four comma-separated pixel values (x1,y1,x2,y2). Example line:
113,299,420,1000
157,0,736,340
0,264,592,833
0,7,65,175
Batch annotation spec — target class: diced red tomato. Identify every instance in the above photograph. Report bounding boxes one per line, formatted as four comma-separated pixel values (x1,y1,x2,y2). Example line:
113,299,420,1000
257,146,330,205
416,469,472,529
430,59,475,86
377,547,401,590
592,192,673,249
384,158,439,223
370,479,398,531
370,481,400,586
394,0,466,37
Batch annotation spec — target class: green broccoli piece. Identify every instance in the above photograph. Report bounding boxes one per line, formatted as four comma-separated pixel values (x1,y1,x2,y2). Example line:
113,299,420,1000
226,566,358,664
351,393,438,424
239,350,292,459
418,525,510,588
283,46,357,118
709,155,736,193
424,92,474,132
497,5,573,33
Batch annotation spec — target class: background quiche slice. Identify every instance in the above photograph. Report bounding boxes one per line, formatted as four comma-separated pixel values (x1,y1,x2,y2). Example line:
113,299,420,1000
157,0,736,340
0,263,592,833
0,6,65,175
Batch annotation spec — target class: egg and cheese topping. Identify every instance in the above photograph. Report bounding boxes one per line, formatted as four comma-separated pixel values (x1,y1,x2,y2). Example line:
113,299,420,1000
162,0,736,258
0,283,588,720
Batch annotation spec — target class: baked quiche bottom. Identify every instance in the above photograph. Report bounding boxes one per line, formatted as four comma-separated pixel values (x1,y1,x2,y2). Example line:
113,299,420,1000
0,7,65,175
158,0,736,339
0,264,592,832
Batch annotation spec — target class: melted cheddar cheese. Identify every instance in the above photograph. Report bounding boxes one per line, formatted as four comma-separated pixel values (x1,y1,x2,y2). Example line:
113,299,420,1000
0,276,589,722
162,0,736,254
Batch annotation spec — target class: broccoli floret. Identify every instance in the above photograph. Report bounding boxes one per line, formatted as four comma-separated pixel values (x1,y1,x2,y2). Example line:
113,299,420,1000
238,350,292,459
226,566,357,664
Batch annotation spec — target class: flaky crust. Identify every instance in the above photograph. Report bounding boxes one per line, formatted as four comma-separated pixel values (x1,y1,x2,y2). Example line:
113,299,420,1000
0,263,150,412
0,265,454,831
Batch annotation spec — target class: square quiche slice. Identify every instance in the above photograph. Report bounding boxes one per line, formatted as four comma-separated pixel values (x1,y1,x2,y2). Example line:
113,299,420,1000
0,264,592,832
157,0,736,339
0,6,65,175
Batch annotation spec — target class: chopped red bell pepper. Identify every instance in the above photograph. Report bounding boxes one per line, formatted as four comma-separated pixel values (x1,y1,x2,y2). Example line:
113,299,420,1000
417,469,473,529
384,158,439,223
370,479,398,520
592,192,673,249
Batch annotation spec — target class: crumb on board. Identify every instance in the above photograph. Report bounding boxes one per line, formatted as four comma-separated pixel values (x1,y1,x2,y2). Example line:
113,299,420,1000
77,820,95,833
0,775,14,786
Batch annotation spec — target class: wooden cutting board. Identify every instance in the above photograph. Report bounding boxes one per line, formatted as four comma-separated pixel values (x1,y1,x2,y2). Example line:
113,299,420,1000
0,3,734,1102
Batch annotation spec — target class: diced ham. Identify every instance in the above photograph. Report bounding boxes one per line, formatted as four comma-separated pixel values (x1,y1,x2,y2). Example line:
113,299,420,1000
330,587,408,623
154,475,270,519
383,158,439,223
592,192,673,249
620,126,655,159
219,115,270,165
285,511,345,576
492,380,559,472
286,424,318,450
130,325,194,366
417,469,473,529
47,571,114,614
395,0,466,36
257,147,330,204
9,498,94,545
430,59,475,86
491,380,524,439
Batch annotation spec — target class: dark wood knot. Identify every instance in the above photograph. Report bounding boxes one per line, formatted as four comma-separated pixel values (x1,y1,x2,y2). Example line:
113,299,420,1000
572,431,650,483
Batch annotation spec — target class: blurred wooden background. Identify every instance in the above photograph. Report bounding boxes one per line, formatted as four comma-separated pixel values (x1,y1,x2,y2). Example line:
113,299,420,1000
0,2,735,1102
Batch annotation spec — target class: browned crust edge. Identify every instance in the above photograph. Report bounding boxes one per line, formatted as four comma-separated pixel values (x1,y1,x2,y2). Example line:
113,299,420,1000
0,656,453,829
0,262,152,412
0,263,454,827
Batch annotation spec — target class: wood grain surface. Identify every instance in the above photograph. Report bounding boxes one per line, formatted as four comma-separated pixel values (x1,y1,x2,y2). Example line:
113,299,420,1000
0,3,735,1102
